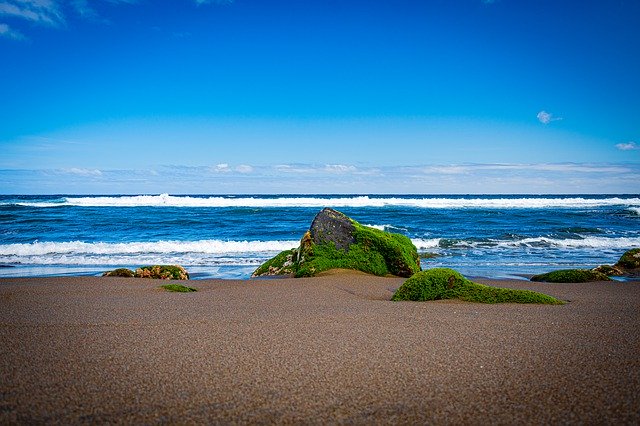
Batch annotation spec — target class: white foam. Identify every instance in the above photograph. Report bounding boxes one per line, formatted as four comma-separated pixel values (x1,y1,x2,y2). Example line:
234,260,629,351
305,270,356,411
0,239,298,257
411,238,442,249
629,207,640,216
11,194,640,209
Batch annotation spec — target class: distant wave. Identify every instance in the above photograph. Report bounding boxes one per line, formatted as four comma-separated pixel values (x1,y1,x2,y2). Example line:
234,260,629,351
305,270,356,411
629,207,640,216
8,194,640,209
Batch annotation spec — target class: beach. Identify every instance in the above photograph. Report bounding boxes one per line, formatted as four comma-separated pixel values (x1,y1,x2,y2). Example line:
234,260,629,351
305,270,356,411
1,272,639,424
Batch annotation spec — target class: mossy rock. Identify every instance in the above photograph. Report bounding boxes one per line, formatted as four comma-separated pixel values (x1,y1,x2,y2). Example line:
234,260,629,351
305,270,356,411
592,264,624,276
392,268,563,304
160,284,197,292
252,208,421,278
615,248,640,270
135,265,190,280
252,249,297,277
530,269,611,283
102,268,135,278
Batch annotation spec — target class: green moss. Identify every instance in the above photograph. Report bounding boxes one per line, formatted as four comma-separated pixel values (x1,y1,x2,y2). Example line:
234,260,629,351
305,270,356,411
252,249,297,276
592,264,624,276
295,241,389,277
392,268,563,304
530,269,611,283
102,268,135,278
253,213,421,278
615,248,640,270
160,284,197,292
135,265,190,280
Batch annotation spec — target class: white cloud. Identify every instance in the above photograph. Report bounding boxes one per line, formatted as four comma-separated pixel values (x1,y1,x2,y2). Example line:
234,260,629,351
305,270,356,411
212,163,231,173
235,164,253,173
537,110,562,125
61,167,103,176
0,22,25,39
0,0,65,26
615,142,638,151
324,164,357,174
1,0,224,38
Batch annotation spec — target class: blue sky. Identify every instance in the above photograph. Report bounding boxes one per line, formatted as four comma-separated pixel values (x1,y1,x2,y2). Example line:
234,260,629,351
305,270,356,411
1,0,638,194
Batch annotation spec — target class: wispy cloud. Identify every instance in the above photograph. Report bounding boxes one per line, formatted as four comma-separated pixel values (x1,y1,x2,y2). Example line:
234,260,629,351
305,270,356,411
616,142,638,151
59,167,103,176
2,162,639,194
0,0,65,26
235,164,253,174
0,21,25,39
537,110,563,125
1,0,229,38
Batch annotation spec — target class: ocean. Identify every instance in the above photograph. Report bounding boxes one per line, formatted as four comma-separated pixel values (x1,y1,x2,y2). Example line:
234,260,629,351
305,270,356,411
1,194,639,280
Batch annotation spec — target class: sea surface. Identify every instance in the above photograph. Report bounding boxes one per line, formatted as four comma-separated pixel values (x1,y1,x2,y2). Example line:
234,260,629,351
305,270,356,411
1,194,639,280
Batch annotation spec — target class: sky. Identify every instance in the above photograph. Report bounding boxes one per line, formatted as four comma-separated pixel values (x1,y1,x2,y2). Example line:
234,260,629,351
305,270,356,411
1,0,639,194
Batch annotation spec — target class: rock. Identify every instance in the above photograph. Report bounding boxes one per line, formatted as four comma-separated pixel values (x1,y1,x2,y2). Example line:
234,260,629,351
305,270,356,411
252,208,421,278
530,269,611,283
592,264,624,276
393,268,563,304
102,268,135,278
309,208,356,250
134,265,190,280
615,248,640,272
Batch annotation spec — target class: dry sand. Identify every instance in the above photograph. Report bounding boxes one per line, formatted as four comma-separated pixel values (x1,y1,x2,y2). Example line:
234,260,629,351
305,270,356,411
1,271,639,424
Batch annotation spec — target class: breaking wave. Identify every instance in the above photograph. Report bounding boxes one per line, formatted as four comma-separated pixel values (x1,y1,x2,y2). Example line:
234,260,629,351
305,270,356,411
8,194,640,209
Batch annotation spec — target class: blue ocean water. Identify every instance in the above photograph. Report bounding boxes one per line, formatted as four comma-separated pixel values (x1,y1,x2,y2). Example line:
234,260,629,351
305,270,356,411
0,194,638,280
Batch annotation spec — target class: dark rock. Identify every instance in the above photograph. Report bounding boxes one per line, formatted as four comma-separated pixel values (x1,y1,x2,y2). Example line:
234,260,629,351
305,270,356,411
253,208,421,278
615,248,640,272
309,208,356,250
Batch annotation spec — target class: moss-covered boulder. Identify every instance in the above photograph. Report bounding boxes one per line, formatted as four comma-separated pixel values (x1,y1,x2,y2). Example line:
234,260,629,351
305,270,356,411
252,208,421,278
135,265,190,280
530,269,611,283
615,248,640,271
102,268,135,278
592,264,624,276
392,268,563,304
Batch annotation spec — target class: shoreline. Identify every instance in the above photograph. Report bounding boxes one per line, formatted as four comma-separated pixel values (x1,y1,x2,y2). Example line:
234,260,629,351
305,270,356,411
1,273,639,423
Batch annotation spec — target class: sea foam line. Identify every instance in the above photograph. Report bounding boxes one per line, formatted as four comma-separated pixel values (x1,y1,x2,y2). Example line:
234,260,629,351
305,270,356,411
0,240,299,256
9,194,640,209
2,235,639,258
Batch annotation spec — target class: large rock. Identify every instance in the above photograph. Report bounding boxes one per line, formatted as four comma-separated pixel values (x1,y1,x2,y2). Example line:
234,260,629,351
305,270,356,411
252,208,421,278
615,248,640,272
591,248,640,279
310,208,356,250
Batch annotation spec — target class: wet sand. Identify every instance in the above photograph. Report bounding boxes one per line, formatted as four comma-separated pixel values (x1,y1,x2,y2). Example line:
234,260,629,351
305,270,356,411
1,272,639,424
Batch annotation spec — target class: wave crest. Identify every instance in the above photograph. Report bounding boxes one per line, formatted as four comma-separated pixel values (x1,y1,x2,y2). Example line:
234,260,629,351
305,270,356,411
8,194,640,209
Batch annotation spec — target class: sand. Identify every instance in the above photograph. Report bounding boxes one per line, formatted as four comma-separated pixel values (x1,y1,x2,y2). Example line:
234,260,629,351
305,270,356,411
1,272,639,424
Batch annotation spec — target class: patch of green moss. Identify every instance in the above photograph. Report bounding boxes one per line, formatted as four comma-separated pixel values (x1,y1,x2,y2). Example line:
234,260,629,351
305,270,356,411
530,269,611,283
252,249,297,276
102,268,135,278
392,268,563,304
295,242,389,277
615,248,640,270
135,265,190,280
160,284,197,292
